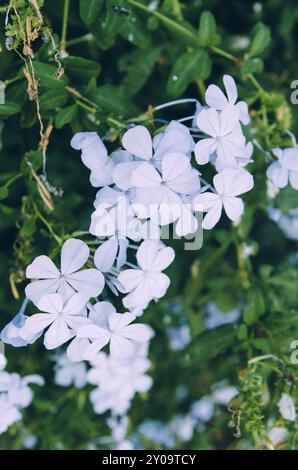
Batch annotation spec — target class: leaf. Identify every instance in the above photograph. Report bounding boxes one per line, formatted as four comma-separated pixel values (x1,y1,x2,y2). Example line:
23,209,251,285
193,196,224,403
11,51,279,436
32,61,69,89
40,89,68,111
241,58,264,75
186,324,237,362
62,56,101,81
0,203,14,215
120,47,161,98
167,50,211,97
0,101,21,118
249,23,271,57
55,105,78,129
90,0,124,50
0,186,9,200
92,85,139,117
79,0,105,26
121,14,152,48
243,287,266,325
198,11,221,47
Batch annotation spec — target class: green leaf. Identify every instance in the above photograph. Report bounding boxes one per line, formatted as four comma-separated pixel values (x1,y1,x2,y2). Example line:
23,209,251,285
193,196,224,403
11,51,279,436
121,15,152,48
55,105,78,129
0,186,9,200
90,1,124,50
79,0,105,26
198,11,220,47
241,58,264,75
237,324,248,340
243,287,266,325
0,203,14,215
32,61,69,88
249,23,271,57
186,324,237,362
120,47,161,98
0,101,21,118
92,85,139,117
62,56,101,81
167,50,211,97
40,89,68,111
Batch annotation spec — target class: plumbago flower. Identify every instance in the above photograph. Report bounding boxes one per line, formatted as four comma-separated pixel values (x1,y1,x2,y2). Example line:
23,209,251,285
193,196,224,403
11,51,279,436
205,74,250,125
0,358,44,435
20,293,90,350
266,147,298,190
1,74,262,427
87,344,152,415
195,75,251,171
77,309,154,361
118,240,175,311
193,168,254,229
25,238,104,304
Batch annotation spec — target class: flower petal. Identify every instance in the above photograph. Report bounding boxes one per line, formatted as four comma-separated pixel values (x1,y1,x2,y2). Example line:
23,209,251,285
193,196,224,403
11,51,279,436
136,240,159,270
194,138,216,165
223,75,238,104
196,108,220,137
66,269,105,297
205,84,228,109
20,313,57,338
37,293,63,314
94,239,118,273
61,239,89,275
223,196,244,221
202,200,222,229
25,279,60,305
122,126,152,160
44,318,71,350
108,312,135,331
131,163,162,188
26,255,60,279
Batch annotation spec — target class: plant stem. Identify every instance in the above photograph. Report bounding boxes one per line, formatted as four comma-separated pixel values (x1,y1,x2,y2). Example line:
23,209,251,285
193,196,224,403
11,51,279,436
247,73,265,94
67,33,93,47
60,0,70,53
33,203,62,245
126,0,199,47
210,46,237,62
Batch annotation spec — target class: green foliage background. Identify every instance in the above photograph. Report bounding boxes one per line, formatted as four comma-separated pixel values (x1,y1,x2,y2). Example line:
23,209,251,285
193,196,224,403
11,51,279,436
0,0,298,450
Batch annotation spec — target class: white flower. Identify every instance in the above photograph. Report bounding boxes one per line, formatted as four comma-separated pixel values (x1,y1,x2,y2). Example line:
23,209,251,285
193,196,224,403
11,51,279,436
266,147,298,190
212,385,238,405
190,396,214,423
112,121,194,191
0,372,44,408
77,309,153,361
25,238,104,304
0,368,43,434
66,301,116,362
118,240,175,310
193,168,254,229
20,293,90,350
278,393,296,421
122,121,193,163
71,132,114,187
205,75,250,125
131,153,200,221
0,398,21,434
54,353,87,388
195,105,246,169
1,312,41,347
87,345,152,416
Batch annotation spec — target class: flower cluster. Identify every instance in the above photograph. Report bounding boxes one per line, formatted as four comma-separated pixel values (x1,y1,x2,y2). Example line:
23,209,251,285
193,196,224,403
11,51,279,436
0,352,44,435
1,75,259,431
